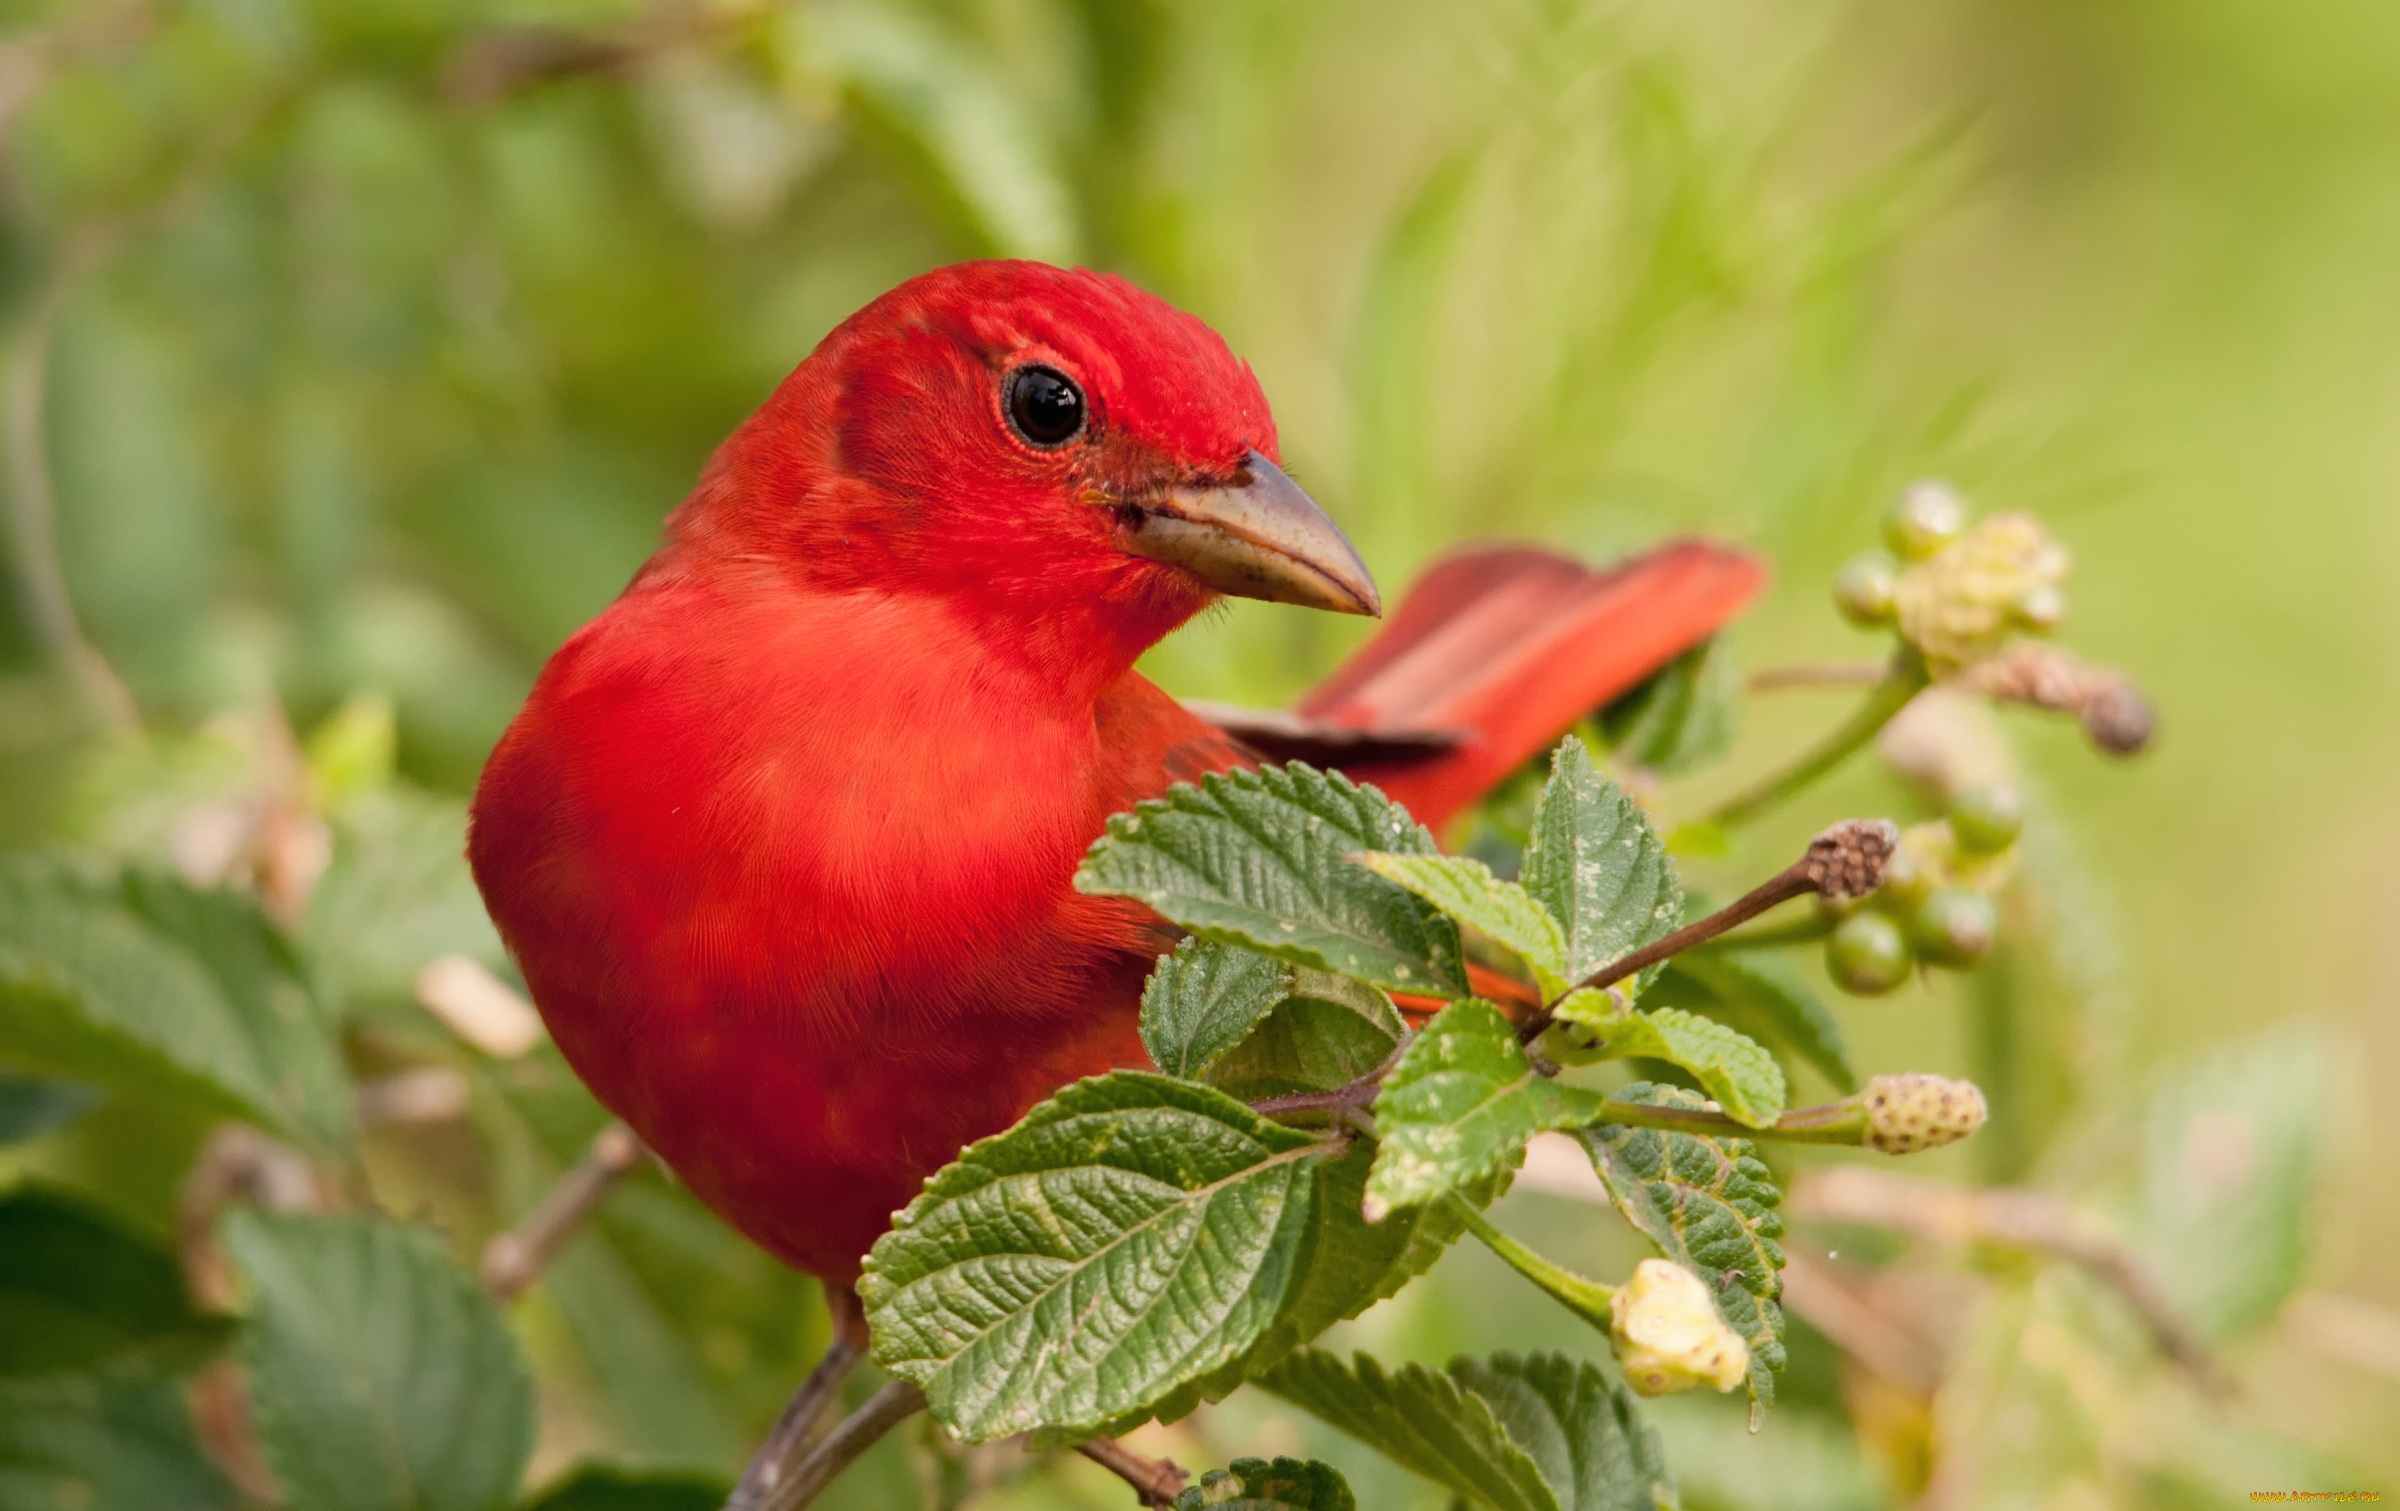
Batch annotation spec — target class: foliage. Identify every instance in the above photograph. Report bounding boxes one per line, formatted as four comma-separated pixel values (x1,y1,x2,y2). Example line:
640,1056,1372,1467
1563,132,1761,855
0,0,2373,1504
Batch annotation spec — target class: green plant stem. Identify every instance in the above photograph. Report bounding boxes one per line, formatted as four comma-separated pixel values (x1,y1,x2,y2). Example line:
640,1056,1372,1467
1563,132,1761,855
1595,1093,1868,1145
1705,649,1930,829
1444,1193,1617,1331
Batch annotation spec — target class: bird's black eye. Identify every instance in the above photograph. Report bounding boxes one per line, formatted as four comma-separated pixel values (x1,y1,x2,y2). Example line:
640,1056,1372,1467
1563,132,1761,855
1005,365,1085,448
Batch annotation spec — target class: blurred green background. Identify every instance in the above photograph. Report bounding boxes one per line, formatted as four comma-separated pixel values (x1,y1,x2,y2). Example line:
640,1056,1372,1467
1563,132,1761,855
1,0,2394,1506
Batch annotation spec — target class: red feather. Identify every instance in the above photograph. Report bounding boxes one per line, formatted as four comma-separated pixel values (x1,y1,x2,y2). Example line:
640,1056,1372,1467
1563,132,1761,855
469,262,1762,1280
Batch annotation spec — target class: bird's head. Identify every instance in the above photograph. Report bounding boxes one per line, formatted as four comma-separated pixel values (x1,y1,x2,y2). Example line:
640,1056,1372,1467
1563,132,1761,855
670,260,1379,675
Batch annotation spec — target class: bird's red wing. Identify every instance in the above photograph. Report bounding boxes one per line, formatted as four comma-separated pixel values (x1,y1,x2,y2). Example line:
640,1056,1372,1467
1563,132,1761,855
1292,538,1768,831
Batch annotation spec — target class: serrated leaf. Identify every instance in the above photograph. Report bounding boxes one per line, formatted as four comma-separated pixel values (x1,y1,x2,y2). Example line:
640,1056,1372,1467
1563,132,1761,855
0,861,351,1151
1518,741,1682,990
0,1067,101,1146
1448,1353,1677,1511
859,1072,1330,1442
517,1465,729,1511
223,1210,537,1511
1174,1456,1356,1511
1351,853,1568,993
0,1185,228,1378
1657,953,1857,1093
1201,969,1405,1104
1075,765,1466,996
1141,939,1293,1079
1244,1137,1509,1375
1365,999,1604,1221
1551,992,1786,1127
1256,1351,1558,1511
0,1364,237,1511
117,870,354,1150
1258,1350,1669,1511
1599,636,1741,777
1579,1085,1787,1403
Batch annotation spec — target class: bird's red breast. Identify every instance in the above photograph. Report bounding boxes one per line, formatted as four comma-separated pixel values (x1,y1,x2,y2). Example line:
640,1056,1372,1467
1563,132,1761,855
469,261,1764,1280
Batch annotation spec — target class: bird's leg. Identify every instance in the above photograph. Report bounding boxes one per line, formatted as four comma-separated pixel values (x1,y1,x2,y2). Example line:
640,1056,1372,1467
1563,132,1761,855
1073,1437,1191,1508
725,1283,872,1511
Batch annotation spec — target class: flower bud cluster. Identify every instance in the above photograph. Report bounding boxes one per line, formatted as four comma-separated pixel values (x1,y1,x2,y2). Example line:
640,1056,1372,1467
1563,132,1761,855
1860,1073,1988,1154
1609,1258,1750,1396
1820,796,2019,995
1832,483,2072,671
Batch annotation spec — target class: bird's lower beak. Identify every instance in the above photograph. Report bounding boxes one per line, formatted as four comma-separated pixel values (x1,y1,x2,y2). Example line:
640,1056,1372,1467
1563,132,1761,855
1121,451,1381,617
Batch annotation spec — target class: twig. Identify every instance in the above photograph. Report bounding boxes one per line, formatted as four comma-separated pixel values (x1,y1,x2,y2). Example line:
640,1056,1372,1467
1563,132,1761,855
750,1379,928,1511
1788,1166,2229,1396
176,1124,328,1503
1748,661,1889,691
1518,819,1898,1040
1954,643,2155,755
726,1286,871,1511
1074,1438,1191,1508
481,1122,646,1300
1705,651,1931,827
442,2,751,105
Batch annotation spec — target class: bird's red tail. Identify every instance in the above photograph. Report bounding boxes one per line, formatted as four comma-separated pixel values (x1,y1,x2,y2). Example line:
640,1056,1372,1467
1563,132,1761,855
1199,538,1768,832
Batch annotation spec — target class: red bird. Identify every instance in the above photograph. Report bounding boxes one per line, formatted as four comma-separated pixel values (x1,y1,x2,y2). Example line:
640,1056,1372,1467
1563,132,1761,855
468,261,1761,1283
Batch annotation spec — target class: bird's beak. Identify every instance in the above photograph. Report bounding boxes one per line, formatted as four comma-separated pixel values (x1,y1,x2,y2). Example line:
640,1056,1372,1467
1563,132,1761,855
1122,451,1382,617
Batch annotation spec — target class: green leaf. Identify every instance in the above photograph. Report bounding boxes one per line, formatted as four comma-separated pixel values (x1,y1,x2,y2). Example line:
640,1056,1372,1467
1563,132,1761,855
1448,1353,1676,1511
2132,1034,2325,1343
1351,853,1568,993
0,1068,101,1146
1365,999,1604,1221
859,1072,1330,1442
517,1466,729,1511
1257,1350,1671,1511
1075,765,1466,996
1141,938,1298,1079
1200,970,1405,1104
1243,1137,1506,1374
1256,1351,1556,1511
0,1185,227,1378
1656,954,1858,1093
1518,741,1683,989
116,870,354,1150
1550,992,1786,1128
0,861,351,1151
306,789,508,1012
0,1365,237,1511
223,1209,537,1511
1175,1457,1356,1511
1579,1085,1787,1403
1599,637,1741,777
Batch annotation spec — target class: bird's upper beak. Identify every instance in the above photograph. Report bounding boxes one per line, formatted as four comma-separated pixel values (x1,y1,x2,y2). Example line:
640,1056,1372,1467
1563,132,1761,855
1119,450,1381,617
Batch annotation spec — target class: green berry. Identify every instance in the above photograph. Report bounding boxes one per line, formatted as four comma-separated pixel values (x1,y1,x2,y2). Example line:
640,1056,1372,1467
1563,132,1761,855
1948,786,2023,854
1911,886,1997,968
1883,481,1967,561
1827,910,1912,995
1833,555,1899,627
1873,843,1934,912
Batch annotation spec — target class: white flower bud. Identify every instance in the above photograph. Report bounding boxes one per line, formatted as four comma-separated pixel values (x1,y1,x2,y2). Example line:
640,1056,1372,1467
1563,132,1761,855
1609,1258,1749,1396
